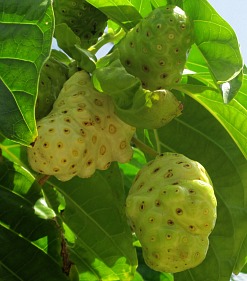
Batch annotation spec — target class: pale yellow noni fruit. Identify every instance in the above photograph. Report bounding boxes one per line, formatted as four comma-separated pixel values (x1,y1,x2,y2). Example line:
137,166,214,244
28,71,136,181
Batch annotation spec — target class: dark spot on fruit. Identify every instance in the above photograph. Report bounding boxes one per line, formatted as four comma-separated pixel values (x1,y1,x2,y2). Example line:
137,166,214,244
142,81,148,88
166,234,172,239
156,23,162,29
189,189,196,194
142,65,149,72
160,73,168,79
149,217,154,223
129,41,134,48
43,142,49,148
57,142,63,148
125,59,131,66
152,167,160,173
148,187,153,192
176,208,183,215
159,60,165,66
139,201,145,211
164,171,173,178
167,219,174,225
155,200,161,207
189,225,196,231
138,182,145,189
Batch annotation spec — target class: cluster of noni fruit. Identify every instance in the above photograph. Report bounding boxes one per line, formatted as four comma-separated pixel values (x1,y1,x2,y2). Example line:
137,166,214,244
28,2,217,275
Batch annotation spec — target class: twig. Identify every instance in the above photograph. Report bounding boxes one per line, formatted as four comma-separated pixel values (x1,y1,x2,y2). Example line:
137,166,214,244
131,137,158,158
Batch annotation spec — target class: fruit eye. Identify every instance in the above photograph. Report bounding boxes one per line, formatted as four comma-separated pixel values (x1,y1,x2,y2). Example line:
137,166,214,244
167,219,174,225
176,208,183,215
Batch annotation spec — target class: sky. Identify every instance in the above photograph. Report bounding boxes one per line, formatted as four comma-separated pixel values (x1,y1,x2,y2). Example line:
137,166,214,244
208,0,247,64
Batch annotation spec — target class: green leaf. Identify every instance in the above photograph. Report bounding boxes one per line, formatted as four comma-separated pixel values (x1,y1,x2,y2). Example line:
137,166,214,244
174,73,247,160
129,0,152,17
0,156,68,281
182,47,247,159
46,164,137,281
0,0,54,145
183,0,243,101
142,93,247,281
55,23,96,73
86,0,142,30
150,0,168,8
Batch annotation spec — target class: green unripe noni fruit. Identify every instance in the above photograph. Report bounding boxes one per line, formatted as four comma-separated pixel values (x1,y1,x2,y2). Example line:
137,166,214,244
117,5,193,90
53,0,107,49
126,153,217,273
36,56,68,120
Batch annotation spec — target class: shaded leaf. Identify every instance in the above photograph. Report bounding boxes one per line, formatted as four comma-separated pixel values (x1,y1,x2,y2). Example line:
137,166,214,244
0,0,54,145
0,156,68,280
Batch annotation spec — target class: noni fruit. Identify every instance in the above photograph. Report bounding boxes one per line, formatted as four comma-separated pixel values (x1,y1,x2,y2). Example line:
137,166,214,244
117,5,193,90
126,153,217,273
28,71,135,181
53,0,107,49
36,56,69,120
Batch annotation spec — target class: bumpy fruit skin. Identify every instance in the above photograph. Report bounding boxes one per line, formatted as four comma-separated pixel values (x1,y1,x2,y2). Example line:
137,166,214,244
126,153,217,273
28,71,135,181
36,56,68,120
53,0,107,48
117,5,193,90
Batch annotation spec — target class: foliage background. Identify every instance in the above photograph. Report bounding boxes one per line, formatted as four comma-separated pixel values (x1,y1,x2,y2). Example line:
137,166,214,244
0,0,247,281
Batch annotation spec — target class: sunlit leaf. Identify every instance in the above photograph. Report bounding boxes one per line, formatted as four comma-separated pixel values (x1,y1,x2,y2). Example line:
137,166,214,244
86,0,142,30
183,0,243,101
0,0,54,145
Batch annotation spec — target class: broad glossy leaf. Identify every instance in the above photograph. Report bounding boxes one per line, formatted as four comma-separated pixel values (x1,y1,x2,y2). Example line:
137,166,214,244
0,0,54,145
129,0,152,17
182,46,247,159
174,73,247,160
0,156,68,281
86,0,142,30
139,92,247,281
46,164,137,281
183,0,243,100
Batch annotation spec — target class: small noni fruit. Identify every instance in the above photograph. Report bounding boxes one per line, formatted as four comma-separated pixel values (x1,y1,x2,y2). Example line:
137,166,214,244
117,5,193,90
28,71,135,181
53,0,107,48
36,56,68,120
126,153,217,273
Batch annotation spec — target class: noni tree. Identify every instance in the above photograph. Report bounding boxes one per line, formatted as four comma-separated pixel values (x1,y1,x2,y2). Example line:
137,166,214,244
0,1,247,281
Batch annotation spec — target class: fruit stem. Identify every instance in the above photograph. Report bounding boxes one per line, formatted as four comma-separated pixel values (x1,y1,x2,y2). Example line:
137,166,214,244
131,137,158,158
154,129,162,154
88,28,126,55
